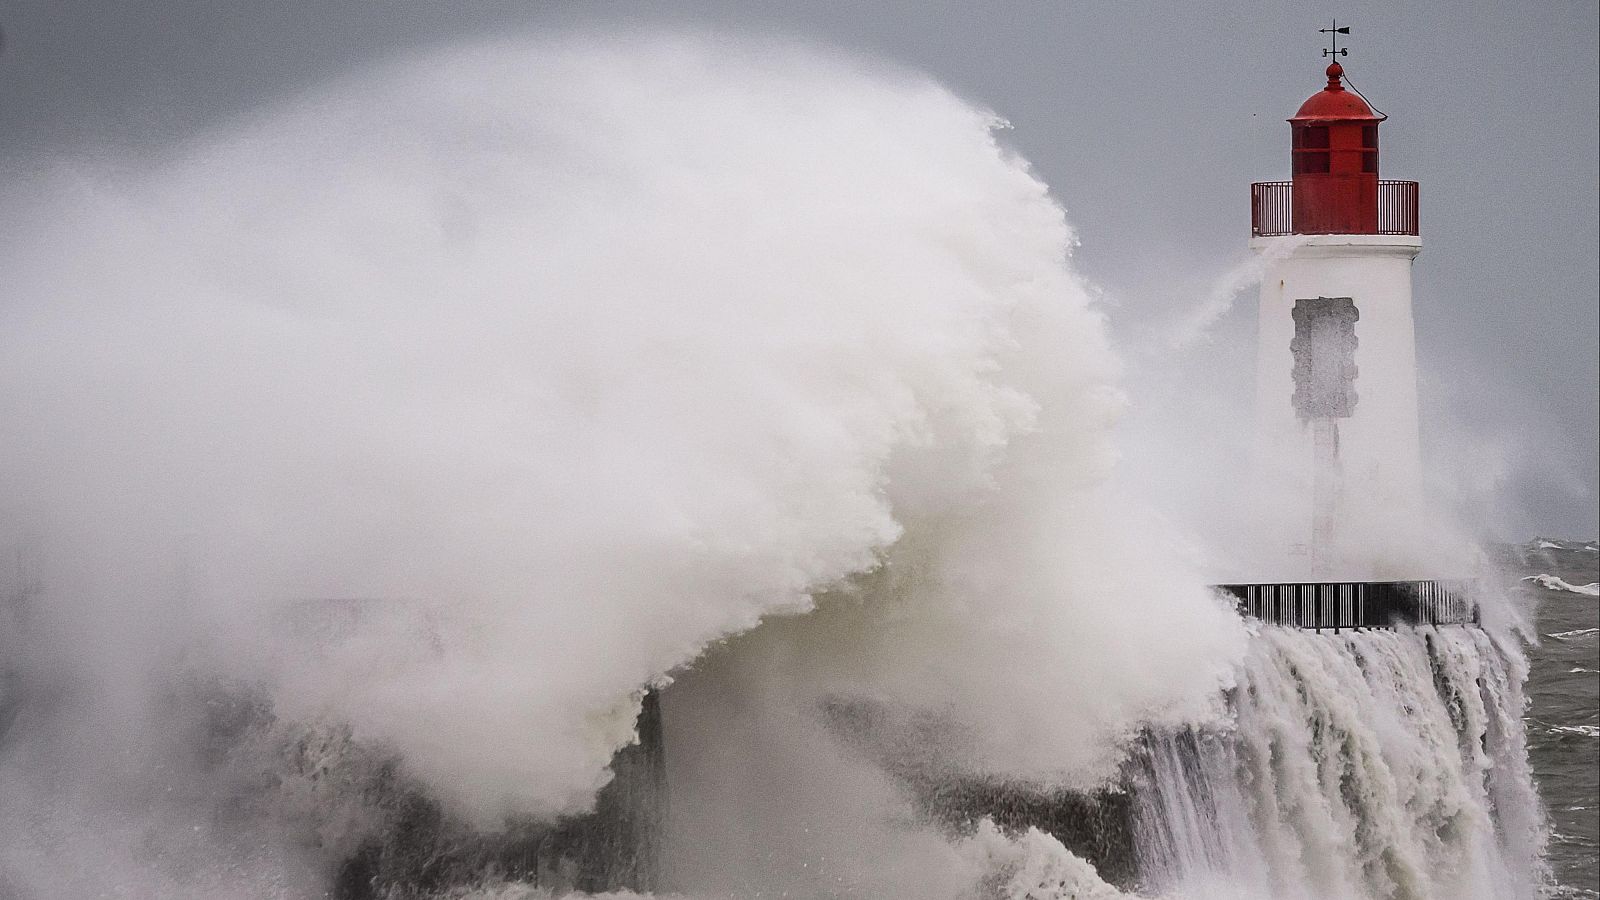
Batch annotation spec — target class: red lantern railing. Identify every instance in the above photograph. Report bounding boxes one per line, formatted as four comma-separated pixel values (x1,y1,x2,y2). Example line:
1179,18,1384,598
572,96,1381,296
1251,180,1419,237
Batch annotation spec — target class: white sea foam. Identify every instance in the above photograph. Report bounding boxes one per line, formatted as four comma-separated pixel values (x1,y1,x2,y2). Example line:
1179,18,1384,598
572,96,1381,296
1524,575,1600,596
1547,628,1600,641
1530,715,1600,735
1525,538,1597,554
960,819,1128,899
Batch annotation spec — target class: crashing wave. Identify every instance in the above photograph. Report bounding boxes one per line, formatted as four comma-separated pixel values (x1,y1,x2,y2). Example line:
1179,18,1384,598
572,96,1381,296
1523,575,1600,597
959,819,1129,900
0,30,1239,897
1523,538,1598,555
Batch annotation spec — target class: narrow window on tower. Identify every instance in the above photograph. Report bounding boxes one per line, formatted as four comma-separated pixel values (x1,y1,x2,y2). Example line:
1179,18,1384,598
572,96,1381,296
1295,152,1332,175
1293,126,1331,174
1361,125,1379,174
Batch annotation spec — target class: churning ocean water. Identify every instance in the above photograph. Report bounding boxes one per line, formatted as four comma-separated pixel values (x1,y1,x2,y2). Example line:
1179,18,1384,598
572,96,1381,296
1513,539,1600,898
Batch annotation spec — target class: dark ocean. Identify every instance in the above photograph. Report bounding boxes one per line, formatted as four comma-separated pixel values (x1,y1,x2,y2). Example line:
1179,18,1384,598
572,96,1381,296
1512,539,1600,898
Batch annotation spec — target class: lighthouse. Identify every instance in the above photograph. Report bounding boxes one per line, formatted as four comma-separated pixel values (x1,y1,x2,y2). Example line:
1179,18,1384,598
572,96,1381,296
1217,35,1471,628
1248,49,1424,580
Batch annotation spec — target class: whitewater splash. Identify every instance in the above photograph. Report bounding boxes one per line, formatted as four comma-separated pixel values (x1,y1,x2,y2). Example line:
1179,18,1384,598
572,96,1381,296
0,28,1556,900
1133,626,1548,900
0,30,1243,899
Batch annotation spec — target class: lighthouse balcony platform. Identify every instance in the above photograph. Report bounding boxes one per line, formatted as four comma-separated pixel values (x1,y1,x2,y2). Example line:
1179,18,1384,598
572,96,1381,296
1251,179,1419,237
1215,579,1477,630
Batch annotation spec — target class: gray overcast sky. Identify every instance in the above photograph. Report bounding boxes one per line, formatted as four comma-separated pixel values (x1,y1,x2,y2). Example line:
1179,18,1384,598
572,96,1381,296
1,0,1595,537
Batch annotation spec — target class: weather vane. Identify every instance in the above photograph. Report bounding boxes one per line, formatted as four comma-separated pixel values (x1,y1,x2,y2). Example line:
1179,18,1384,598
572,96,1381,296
1320,20,1351,59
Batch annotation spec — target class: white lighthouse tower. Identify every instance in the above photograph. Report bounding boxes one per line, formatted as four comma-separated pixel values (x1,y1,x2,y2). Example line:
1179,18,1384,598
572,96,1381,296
1248,49,1425,581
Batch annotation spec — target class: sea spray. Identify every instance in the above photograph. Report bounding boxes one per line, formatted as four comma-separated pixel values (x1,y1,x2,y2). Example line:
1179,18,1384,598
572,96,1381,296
0,31,1244,896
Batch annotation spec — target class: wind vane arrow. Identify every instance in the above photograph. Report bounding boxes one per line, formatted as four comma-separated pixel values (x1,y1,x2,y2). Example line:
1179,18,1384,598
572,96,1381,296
1319,21,1352,59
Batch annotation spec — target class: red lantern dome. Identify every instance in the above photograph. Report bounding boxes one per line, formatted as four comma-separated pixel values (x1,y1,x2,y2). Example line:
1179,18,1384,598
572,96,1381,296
1291,62,1384,123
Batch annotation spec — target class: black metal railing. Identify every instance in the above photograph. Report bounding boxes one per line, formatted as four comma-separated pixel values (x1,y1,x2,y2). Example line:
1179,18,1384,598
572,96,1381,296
1215,579,1476,630
1251,181,1294,237
1376,180,1420,235
1250,180,1420,237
